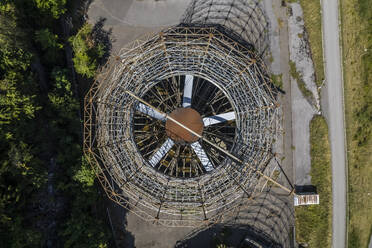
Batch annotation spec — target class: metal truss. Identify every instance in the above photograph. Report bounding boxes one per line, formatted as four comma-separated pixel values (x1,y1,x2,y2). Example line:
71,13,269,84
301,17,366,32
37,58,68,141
84,25,286,227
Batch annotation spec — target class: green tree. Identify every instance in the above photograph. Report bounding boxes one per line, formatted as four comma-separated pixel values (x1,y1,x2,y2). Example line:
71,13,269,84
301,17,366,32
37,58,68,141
0,141,46,247
61,156,110,248
73,156,96,188
35,28,63,63
0,77,38,125
34,0,66,19
0,7,39,125
70,23,105,78
0,5,44,246
0,2,112,247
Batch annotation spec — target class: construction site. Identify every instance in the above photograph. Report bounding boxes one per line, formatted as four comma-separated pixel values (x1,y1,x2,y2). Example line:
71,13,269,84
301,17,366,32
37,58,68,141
83,0,318,247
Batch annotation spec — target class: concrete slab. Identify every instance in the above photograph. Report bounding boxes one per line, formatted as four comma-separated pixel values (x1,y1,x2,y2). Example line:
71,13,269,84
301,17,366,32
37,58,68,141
288,3,320,110
287,2,320,186
88,0,191,27
264,0,294,189
291,77,316,185
87,0,192,52
263,0,281,75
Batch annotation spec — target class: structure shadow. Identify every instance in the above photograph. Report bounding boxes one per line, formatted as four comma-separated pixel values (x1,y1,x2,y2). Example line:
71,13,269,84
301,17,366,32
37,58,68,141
177,189,294,248
181,0,269,57
102,170,135,248
91,17,113,66
294,185,317,194
78,17,113,97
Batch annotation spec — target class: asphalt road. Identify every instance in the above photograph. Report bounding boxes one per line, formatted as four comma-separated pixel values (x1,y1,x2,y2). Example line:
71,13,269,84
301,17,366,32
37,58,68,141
321,0,347,247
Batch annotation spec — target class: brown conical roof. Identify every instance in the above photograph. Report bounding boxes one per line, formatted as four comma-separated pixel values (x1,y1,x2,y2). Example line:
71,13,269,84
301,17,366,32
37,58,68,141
165,108,203,143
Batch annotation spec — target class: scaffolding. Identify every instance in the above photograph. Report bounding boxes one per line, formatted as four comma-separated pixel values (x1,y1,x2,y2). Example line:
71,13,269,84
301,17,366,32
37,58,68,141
84,25,286,227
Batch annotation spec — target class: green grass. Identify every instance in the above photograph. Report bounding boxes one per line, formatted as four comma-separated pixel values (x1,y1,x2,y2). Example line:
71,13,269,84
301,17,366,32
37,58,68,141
299,0,325,87
271,74,283,89
289,61,314,101
340,0,372,247
295,115,332,247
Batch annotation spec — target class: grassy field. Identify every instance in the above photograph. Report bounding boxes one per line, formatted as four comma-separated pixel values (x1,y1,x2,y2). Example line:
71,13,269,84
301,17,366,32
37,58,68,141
299,0,324,87
340,0,372,247
295,115,332,247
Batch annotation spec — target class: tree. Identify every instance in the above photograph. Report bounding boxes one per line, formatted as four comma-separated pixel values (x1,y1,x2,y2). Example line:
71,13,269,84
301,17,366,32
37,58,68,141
0,8,40,126
35,28,63,63
61,156,110,248
0,5,44,246
70,23,105,78
0,2,112,247
34,0,66,19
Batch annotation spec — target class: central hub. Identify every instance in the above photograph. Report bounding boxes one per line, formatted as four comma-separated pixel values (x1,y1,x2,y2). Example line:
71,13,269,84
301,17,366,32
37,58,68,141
165,108,204,143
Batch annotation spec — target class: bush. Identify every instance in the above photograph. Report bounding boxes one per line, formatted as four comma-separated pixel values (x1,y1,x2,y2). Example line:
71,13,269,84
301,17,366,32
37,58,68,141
70,24,105,78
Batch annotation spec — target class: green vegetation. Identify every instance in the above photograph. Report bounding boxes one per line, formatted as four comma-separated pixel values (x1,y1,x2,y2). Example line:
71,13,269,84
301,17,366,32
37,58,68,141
70,23,105,78
271,74,283,89
285,0,298,3
289,61,314,101
35,28,64,63
295,115,332,247
299,0,324,87
34,0,67,19
0,1,111,246
340,0,372,246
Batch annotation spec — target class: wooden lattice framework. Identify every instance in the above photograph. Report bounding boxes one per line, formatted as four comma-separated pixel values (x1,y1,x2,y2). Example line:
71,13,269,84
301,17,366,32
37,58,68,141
83,25,291,227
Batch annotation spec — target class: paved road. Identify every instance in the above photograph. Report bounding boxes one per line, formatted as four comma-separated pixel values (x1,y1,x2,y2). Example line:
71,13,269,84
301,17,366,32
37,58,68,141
321,0,347,247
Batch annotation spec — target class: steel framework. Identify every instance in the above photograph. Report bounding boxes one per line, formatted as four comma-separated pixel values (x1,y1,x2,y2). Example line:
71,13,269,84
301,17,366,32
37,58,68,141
84,25,287,227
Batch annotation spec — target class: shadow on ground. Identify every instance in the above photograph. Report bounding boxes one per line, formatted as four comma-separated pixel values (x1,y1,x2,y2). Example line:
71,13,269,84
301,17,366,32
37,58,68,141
175,224,282,248
177,190,294,248
91,17,113,65
105,198,135,248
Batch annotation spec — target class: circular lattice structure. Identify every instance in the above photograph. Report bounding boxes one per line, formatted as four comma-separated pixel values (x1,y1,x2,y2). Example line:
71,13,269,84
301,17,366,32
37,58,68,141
84,25,281,227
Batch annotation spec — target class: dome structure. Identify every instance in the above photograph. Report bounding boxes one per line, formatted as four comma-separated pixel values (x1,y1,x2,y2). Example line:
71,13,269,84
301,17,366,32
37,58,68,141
84,25,282,227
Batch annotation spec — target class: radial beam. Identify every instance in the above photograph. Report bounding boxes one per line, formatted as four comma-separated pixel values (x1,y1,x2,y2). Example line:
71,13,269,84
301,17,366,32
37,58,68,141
182,75,194,107
136,103,166,121
203,111,236,126
148,138,175,167
126,90,293,195
191,142,214,172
